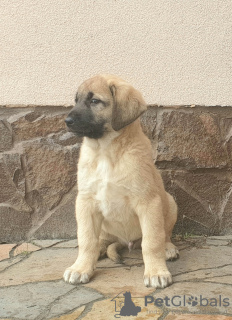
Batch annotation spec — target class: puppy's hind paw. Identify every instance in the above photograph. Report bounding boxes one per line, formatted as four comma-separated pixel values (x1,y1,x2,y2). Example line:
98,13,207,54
165,242,180,261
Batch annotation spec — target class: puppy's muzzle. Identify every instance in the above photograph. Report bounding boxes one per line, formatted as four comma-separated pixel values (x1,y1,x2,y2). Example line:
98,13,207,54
65,116,75,128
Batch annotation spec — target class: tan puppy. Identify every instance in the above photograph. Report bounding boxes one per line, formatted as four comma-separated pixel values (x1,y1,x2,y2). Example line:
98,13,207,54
64,74,179,288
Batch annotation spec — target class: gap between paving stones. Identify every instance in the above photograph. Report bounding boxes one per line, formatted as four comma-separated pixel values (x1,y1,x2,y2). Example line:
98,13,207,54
173,263,232,278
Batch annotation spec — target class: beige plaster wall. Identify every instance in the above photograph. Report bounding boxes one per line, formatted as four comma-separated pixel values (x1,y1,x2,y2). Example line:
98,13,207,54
1,0,232,106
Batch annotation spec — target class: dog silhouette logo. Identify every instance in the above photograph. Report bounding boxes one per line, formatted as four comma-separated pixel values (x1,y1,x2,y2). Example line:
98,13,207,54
119,291,141,317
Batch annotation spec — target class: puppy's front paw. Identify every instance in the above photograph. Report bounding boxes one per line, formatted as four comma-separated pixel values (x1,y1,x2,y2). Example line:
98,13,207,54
144,270,172,288
63,266,92,285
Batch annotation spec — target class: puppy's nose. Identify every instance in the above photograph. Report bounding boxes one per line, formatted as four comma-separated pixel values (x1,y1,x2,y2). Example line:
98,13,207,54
65,117,74,126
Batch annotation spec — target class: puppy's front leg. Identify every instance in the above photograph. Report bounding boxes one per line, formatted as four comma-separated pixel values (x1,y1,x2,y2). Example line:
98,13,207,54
136,197,172,289
63,195,102,284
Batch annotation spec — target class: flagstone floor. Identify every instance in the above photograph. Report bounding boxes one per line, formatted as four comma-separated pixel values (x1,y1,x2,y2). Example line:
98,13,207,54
0,236,232,320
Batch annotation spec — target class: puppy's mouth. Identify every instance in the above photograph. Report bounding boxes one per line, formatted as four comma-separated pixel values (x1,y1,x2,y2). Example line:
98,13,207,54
66,126,87,135
66,123,106,139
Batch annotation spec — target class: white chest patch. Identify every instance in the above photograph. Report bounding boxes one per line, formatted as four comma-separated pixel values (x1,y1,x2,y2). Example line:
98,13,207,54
94,157,127,217
79,154,142,242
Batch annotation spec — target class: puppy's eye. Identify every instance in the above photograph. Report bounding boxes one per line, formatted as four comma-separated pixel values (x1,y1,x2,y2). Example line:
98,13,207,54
91,99,101,105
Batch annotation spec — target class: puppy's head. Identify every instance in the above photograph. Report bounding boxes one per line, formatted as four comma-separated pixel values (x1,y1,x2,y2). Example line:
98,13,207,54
65,74,147,139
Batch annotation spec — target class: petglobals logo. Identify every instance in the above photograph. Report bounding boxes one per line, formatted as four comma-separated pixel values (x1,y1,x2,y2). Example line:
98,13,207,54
111,291,230,318
145,295,230,308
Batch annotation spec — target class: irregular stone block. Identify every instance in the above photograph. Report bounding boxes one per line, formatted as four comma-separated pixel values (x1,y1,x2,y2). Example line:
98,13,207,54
0,151,32,242
0,244,15,261
33,187,77,239
157,110,229,169
8,110,67,142
48,131,82,147
47,287,102,318
0,281,73,319
0,153,30,211
0,247,77,286
24,142,79,211
220,187,232,235
0,120,12,152
161,170,232,235
0,207,32,243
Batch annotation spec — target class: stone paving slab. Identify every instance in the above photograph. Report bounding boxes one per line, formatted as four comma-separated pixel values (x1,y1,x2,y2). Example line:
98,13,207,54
0,255,23,272
13,243,41,256
0,237,232,319
0,281,72,319
0,244,15,261
0,248,77,286
49,306,85,320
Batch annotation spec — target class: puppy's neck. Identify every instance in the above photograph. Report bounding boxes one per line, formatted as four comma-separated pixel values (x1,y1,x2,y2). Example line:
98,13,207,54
84,119,142,151
84,130,120,150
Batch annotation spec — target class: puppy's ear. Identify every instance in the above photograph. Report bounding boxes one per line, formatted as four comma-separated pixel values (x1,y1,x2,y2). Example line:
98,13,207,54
110,82,147,131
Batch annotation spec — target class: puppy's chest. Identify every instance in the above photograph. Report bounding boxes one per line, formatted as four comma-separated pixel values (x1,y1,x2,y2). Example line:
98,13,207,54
81,157,129,216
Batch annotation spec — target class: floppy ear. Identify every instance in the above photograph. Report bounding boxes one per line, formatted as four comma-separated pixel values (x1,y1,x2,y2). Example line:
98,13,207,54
110,82,147,131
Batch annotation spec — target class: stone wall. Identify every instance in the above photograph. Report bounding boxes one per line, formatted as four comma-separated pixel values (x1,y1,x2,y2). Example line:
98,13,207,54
0,105,231,242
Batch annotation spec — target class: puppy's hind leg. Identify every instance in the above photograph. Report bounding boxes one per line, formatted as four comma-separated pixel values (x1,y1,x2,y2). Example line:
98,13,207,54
99,239,112,260
165,192,179,261
136,197,173,289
